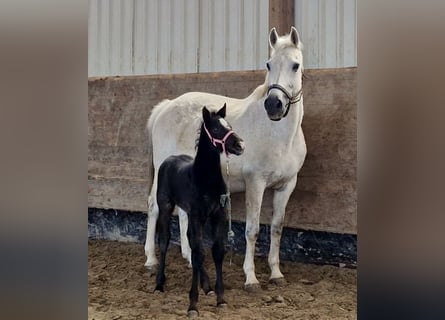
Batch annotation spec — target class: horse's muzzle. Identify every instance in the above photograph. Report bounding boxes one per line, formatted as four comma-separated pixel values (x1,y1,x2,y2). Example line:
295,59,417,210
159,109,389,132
264,95,285,121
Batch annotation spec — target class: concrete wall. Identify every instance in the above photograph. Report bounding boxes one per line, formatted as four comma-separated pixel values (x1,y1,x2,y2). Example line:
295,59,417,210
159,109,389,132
88,68,357,234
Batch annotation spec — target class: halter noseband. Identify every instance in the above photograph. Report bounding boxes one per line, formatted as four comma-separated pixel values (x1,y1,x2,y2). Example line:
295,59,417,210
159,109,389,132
203,124,235,157
267,84,303,120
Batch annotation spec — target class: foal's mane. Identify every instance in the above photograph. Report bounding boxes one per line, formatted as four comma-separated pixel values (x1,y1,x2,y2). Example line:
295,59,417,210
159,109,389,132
194,121,204,151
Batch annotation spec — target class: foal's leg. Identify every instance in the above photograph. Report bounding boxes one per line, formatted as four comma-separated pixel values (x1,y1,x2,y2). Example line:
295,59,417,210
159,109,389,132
243,177,267,291
154,200,173,292
199,259,213,295
187,216,205,316
268,176,298,284
210,211,227,306
144,176,159,269
178,208,192,267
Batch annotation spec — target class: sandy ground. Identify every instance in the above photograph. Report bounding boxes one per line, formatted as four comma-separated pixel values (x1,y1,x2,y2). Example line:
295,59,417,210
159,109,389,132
88,240,356,320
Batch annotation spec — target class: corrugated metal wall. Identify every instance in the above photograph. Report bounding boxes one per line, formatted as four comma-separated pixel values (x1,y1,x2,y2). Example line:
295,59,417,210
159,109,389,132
295,0,356,69
88,0,269,77
88,0,357,77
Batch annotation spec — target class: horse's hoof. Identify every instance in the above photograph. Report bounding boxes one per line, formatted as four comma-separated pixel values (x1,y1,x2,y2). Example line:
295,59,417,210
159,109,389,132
153,287,164,294
244,283,262,293
145,265,158,276
269,277,287,286
217,301,228,308
187,310,199,318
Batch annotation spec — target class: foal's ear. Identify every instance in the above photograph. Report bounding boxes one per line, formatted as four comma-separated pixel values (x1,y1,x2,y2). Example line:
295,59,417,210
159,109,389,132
202,106,211,122
290,26,300,47
269,27,278,48
216,103,227,118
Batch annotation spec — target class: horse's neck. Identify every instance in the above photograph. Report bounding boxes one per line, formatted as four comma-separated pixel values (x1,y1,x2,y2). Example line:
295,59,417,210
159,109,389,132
280,100,304,146
193,130,225,192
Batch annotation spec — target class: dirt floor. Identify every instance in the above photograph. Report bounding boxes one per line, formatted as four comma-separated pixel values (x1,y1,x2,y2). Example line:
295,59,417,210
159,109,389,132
88,240,356,320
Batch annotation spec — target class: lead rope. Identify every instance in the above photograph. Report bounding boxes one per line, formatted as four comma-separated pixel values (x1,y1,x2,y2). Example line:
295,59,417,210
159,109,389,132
225,157,235,266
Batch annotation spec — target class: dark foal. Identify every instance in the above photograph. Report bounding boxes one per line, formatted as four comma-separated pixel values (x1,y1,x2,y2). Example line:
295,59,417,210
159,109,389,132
154,104,244,317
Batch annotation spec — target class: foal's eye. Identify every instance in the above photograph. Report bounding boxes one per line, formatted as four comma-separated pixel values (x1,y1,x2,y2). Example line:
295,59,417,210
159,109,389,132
266,62,270,71
292,63,300,72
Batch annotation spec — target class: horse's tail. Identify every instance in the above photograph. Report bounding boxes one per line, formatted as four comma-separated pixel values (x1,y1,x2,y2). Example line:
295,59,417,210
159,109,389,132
145,99,170,196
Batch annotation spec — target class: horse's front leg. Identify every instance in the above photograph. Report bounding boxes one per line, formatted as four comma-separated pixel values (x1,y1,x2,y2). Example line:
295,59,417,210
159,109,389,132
178,208,192,268
243,177,266,291
269,175,298,284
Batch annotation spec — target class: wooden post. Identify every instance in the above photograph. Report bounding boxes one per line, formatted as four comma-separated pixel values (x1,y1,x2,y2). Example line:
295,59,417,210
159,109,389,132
269,0,295,35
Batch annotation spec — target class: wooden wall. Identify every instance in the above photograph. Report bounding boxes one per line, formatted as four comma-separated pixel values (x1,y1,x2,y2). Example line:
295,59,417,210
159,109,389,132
88,68,357,234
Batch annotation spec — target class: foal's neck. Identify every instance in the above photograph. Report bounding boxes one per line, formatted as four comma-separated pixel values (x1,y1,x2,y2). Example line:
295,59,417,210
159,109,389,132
193,126,225,192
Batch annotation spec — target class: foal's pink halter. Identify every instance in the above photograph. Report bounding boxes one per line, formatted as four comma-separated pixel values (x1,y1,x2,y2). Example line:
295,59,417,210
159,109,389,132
203,124,235,157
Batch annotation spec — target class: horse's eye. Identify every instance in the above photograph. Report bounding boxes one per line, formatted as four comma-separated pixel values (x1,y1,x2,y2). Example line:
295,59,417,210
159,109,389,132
292,63,300,72
266,62,270,71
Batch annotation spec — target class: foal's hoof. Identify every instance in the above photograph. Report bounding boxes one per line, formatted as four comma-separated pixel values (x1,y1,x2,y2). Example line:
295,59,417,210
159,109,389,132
187,310,199,318
206,290,215,296
269,277,287,286
244,283,262,293
153,284,164,294
217,301,228,308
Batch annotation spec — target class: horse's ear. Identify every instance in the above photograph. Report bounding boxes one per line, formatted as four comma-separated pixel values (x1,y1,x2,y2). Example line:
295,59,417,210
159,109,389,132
290,26,300,47
217,103,226,118
269,27,278,48
202,106,211,122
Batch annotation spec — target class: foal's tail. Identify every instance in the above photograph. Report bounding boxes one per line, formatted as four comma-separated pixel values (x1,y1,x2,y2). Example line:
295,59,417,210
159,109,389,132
145,99,170,196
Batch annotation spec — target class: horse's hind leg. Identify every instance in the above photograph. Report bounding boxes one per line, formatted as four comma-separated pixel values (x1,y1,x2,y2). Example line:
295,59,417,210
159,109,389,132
145,178,159,270
154,199,173,292
178,208,192,268
268,176,297,284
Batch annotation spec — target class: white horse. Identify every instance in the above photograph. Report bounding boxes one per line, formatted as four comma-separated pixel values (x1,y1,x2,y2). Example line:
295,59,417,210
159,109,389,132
144,27,306,291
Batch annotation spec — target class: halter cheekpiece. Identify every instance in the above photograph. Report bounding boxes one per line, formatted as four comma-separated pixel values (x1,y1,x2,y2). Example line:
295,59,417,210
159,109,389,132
203,124,234,157
267,84,303,120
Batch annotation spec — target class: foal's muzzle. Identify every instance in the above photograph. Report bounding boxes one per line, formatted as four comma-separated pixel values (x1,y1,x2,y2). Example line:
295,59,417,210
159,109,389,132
228,137,245,156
